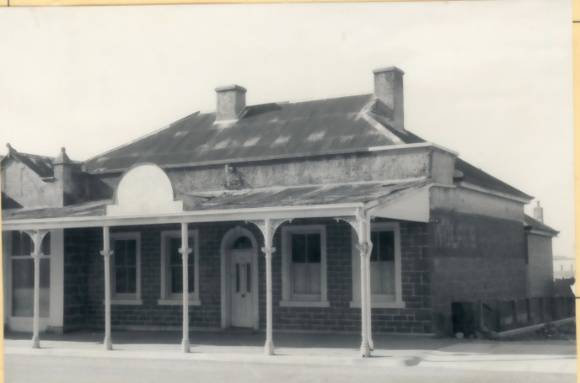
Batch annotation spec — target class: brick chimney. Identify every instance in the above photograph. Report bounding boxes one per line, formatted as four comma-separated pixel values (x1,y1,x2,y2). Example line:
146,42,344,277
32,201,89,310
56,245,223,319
373,67,405,132
215,85,246,124
533,201,544,222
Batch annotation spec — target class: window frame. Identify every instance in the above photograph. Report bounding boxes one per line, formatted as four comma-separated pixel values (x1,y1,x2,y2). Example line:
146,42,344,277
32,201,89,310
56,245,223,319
110,232,142,305
158,229,201,306
8,231,52,318
281,225,329,307
350,222,405,309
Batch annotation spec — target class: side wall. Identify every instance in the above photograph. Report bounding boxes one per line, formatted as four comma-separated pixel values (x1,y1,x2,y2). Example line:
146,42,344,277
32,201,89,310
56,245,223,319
2,160,61,208
62,219,432,334
429,186,528,335
526,233,554,297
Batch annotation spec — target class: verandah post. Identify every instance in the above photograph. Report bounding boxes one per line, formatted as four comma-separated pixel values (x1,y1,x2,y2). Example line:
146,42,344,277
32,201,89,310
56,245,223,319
101,226,113,350
180,222,192,353
364,219,374,351
357,211,372,357
28,229,48,349
262,218,275,355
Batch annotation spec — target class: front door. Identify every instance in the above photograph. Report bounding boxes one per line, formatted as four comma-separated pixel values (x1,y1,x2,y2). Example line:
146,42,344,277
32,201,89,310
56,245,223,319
230,249,254,328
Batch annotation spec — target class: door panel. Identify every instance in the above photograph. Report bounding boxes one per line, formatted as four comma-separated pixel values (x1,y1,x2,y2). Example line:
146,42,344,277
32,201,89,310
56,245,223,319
230,250,254,328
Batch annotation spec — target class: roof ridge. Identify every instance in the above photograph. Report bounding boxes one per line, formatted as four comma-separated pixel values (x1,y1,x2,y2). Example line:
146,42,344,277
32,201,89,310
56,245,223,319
274,92,372,106
14,151,55,160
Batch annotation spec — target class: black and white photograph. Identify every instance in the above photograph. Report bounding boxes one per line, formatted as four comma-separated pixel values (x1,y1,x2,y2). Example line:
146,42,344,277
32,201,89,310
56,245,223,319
0,0,575,382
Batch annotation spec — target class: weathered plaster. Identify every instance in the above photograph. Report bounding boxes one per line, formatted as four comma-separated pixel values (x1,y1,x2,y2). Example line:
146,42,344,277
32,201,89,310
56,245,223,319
430,185,524,221
92,146,451,201
2,160,61,207
526,233,554,297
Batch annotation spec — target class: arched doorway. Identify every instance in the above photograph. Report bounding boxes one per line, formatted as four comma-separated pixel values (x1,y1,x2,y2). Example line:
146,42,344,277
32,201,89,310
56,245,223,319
220,227,259,329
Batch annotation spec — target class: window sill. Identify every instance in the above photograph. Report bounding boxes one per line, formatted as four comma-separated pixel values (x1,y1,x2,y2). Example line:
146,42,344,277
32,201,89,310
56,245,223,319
349,300,406,309
157,299,201,306
280,300,330,308
106,299,143,306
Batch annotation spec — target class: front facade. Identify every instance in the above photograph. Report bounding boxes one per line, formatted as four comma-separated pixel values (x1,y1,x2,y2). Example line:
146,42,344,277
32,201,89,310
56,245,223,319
1,67,558,355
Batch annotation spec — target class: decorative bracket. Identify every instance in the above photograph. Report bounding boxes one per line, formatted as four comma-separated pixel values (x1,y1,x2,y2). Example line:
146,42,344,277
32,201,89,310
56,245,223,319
24,230,50,257
249,218,292,255
336,208,371,243
356,241,373,258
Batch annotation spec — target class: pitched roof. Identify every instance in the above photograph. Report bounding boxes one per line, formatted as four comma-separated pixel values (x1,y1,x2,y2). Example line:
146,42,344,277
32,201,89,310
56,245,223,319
2,148,55,179
455,158,532,200
1,192,21,209
82,93,530,201
524,214,559,236
84,95,411,173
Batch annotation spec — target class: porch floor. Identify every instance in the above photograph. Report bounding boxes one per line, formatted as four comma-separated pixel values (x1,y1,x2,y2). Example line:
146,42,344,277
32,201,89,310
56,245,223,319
6,330,454,355
4,329,576,374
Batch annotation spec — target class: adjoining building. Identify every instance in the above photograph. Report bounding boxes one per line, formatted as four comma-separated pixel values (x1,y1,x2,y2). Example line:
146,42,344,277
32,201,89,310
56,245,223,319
553,255,575,280
1,67,558,356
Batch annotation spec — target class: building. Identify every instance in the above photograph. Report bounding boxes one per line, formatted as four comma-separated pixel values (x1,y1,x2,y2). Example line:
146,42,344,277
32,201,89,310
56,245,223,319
554,256,575,280
524,202,559,297
1,67,558,356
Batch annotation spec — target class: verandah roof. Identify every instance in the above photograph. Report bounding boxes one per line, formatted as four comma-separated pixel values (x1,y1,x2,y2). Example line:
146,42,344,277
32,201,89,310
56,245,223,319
1,179,430,230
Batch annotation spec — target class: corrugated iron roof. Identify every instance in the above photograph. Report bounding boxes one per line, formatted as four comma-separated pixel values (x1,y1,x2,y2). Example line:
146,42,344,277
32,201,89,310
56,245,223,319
84,94,396,173
2,200,109,220
524,214,558,236
455,159,532,200
182,179,427,211
2,179,427,221
81,93,532,201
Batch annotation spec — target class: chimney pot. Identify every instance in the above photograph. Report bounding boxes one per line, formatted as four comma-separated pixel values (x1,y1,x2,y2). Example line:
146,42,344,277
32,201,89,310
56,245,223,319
215,84,247,124
533,201,544,223
373,66,405,131
54,146,71,165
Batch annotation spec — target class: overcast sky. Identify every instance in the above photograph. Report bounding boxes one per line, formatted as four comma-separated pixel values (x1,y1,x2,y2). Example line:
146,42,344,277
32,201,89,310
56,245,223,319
0,0,573,258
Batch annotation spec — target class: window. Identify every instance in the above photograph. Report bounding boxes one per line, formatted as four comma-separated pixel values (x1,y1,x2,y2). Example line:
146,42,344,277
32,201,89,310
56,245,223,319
159,230,200,305
10,231,51,317
370,230,395,296
351,222,404,309
111,233,141,304
281,225,328,307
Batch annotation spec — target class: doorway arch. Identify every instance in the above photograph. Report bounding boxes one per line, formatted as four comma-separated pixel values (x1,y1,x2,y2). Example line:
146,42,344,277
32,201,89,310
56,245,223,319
220,226,259,329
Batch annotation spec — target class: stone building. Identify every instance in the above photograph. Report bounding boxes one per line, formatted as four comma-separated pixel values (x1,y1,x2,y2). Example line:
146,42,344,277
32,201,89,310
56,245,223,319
1,66,558,356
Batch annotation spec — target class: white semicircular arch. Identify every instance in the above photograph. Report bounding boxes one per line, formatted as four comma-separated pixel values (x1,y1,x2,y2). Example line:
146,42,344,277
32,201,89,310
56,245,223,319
106,163,183,217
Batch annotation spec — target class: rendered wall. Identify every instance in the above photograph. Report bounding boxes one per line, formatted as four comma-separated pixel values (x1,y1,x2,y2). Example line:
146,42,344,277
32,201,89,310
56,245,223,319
90,146,454,200
526,233,554,297
2,158,85,208
1,160,61,208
